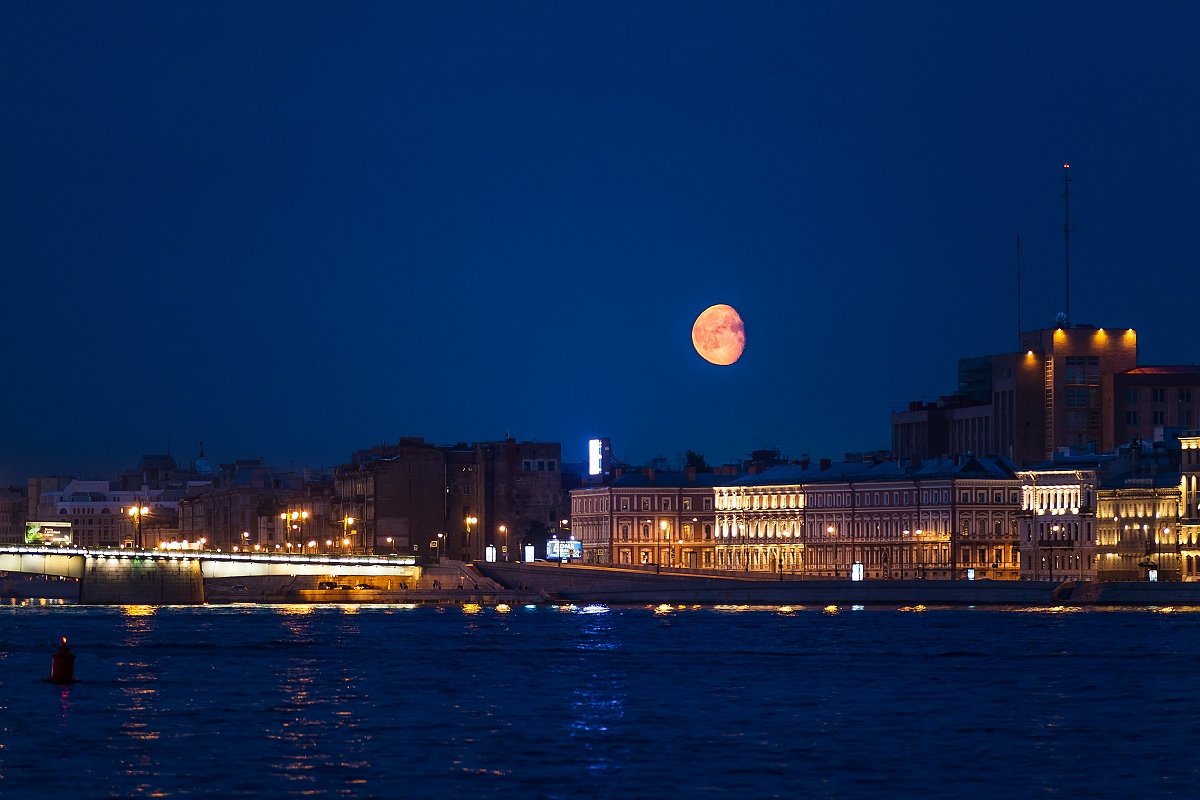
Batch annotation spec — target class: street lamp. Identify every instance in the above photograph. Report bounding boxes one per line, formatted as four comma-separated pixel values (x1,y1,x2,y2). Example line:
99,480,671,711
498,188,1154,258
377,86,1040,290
660,520,669,568
435,532,444,563
498,525,509,561
127,504,150,549
342,516,356,554
464,515,477,561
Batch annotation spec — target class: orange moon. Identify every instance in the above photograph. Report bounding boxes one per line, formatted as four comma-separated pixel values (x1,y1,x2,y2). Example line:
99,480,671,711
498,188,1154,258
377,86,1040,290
691,304,746,365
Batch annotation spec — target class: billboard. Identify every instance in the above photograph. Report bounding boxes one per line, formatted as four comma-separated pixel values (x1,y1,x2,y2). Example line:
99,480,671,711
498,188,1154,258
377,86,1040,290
25,521,73,546
588,438,603,476
546,538,582,561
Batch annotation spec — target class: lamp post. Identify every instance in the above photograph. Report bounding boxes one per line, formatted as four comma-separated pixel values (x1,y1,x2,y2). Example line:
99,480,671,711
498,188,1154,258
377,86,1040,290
342,516,355,554
435,532,444,563
660,520,669,568
127,503,150,549
498,525,508,561
464,516,477,562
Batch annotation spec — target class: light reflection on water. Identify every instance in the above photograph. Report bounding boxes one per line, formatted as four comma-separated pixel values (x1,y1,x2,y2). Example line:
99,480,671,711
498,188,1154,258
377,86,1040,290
1,604,1200,798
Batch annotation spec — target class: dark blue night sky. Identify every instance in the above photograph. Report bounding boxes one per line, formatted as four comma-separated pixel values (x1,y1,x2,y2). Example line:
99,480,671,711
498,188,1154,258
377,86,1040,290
2,2,1198,482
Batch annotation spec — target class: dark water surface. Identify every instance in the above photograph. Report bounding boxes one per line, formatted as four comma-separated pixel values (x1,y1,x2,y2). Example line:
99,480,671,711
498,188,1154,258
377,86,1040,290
1,602,1198,799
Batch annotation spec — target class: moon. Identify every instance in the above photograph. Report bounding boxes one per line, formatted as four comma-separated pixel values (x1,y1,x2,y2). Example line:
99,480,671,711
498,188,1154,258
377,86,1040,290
691,304,746,366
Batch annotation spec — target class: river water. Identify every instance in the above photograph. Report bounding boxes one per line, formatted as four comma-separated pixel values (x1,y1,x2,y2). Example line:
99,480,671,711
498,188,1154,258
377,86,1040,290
1,601,1198,799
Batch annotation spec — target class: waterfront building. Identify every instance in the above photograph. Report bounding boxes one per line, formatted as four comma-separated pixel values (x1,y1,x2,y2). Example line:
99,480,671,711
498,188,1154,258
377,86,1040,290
176,459,333,553
334,437,563,559
1018,438,1184,581
1182,432,1200,580
716,457,1020,579
571,468,737,568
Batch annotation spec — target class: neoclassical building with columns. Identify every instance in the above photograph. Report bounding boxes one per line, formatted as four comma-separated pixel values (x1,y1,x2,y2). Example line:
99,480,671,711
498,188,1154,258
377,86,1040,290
1017,438,1190,582
714,457,1021,579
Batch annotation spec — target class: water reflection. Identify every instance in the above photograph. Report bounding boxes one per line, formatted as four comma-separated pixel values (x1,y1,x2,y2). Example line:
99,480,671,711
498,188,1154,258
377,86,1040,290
567,610,627,777
115,607,164,797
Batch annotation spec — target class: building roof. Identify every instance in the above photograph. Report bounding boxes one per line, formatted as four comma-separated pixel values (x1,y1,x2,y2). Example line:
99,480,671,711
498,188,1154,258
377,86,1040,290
604,470,742,489
733,456,1017,487
1123,365,1200,376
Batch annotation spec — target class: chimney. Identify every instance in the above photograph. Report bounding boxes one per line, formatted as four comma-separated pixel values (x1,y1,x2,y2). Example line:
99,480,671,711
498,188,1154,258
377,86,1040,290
819,458,832,470
799,455,811,470
685,466,697,481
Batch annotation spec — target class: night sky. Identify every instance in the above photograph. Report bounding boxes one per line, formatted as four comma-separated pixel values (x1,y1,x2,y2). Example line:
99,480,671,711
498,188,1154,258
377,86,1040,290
3,2,1199,483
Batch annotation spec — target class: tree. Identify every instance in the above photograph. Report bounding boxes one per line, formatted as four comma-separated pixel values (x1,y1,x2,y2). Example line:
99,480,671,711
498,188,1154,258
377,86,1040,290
685,450,709,471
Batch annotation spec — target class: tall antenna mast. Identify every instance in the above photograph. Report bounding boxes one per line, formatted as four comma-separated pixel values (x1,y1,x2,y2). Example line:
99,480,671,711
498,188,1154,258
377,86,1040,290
1016,233,1023,348
1062,163,1072,326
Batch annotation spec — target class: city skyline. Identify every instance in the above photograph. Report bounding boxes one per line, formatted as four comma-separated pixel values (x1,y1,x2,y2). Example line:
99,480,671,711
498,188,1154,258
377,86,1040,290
4,2,1199,485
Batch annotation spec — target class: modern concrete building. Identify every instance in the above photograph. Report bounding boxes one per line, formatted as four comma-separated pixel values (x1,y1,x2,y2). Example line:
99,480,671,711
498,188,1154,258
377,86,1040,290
894,324,1139,465
716,456,1021,579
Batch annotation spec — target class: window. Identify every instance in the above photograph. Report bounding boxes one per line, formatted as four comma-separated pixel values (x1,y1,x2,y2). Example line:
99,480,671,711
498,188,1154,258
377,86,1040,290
1152,388,1166,403
662,498,670,511
703,498,712,511
522,460,532,471
682,497,692,511
620,498,629,511
641,498,650,511
1181,389,1193,403
1127,410,1139,425
1153,411,1165,425
1126,388,1139,403
704,524,712,539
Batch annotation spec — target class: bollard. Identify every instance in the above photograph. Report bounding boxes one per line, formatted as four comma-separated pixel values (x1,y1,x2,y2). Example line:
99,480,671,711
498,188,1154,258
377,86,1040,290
50,636,75,684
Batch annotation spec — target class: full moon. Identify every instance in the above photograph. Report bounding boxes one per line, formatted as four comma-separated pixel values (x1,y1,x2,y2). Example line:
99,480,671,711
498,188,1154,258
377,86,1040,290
691,304,746,366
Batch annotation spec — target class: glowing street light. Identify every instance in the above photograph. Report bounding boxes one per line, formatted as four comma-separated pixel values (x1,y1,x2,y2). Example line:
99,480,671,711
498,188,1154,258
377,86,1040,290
127,504,150,549
465,515,478,561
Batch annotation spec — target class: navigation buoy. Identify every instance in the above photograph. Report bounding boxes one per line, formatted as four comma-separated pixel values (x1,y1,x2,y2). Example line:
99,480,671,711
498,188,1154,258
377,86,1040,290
50,636,75,684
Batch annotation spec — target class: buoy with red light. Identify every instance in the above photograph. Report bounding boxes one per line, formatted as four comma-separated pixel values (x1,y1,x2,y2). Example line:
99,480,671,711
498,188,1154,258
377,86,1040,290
50,636,76,684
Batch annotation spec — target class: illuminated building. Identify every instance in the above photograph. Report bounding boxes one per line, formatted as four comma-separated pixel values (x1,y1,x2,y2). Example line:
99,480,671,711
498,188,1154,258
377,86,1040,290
716,457,1020,579
894,324,1139,465
1018,438,1185,581
1181,433,1200,580
571,467,736,568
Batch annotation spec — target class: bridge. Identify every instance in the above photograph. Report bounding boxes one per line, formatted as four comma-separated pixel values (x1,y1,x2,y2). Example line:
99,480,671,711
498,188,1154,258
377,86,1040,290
0,545,420,604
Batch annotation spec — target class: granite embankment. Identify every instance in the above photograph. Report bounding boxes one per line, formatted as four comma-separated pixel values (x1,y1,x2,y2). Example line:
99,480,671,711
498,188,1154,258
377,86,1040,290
474,561,1200,607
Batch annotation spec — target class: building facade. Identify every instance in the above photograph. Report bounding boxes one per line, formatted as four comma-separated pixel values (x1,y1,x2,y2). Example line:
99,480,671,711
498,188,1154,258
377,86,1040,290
895,324,1139,465
0,487,27,545
1018,440,1185,581
715,457,1021,579
335,437,563,560
1181,432,1200,581
571,469,733,568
